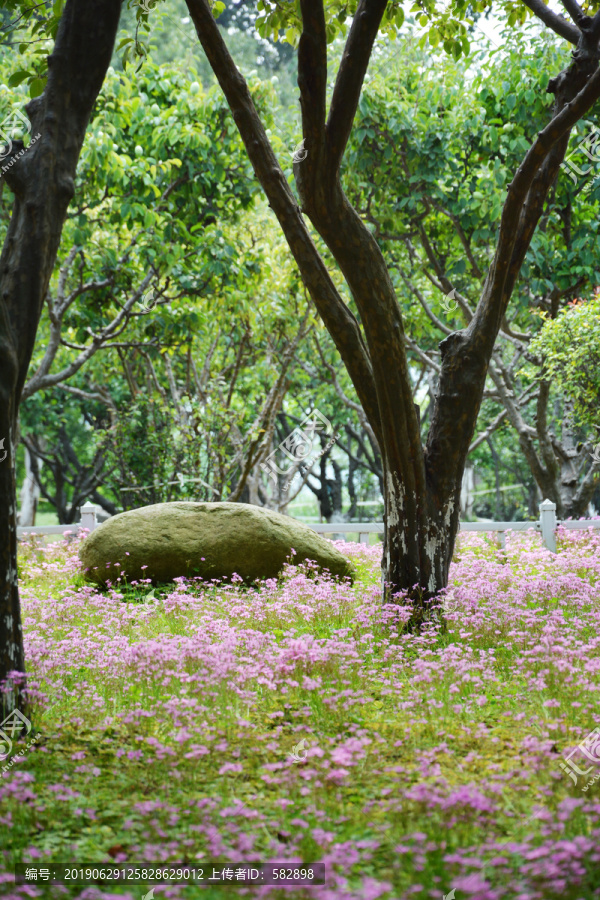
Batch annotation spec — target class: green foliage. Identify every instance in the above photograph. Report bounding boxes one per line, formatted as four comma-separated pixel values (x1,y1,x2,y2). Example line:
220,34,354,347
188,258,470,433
528,295,600,428
252,0,554,60
344,29,600,389
345,26,583,309
26,56,265,348
0,0,63,97
3,56,277,514
1,41,375,520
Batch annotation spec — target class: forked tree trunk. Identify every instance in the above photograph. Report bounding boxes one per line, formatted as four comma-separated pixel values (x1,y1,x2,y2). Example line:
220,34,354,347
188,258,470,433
0,0,121,715
185,0,600,627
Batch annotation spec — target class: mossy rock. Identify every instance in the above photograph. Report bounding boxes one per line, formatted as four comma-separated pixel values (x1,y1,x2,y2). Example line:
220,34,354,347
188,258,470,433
79,501,354,586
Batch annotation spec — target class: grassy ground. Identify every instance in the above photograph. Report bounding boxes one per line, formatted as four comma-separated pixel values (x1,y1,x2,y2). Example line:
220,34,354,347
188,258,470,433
1,528,600,899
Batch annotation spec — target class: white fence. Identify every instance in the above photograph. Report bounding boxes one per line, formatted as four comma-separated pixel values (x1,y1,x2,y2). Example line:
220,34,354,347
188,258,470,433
16,499,600,553
17,504,97,541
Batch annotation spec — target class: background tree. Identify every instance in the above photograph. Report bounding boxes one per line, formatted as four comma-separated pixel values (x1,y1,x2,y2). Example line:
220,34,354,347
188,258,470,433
8,46,386,526
529,293,600,430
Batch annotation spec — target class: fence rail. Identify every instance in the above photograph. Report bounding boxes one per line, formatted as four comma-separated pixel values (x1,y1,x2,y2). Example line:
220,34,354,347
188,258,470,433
16,500,600,553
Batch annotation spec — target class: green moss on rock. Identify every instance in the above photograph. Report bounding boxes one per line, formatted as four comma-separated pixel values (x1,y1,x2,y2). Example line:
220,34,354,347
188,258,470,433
79,501,354,586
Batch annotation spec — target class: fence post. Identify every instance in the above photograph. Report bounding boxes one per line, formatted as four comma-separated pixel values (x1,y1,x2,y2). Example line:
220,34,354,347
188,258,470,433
80,504,97,534
539,499,557,553
359,532,369,545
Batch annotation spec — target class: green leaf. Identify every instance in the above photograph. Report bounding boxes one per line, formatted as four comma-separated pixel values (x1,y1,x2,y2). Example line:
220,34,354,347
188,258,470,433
8,70,30,87
29,78,45,99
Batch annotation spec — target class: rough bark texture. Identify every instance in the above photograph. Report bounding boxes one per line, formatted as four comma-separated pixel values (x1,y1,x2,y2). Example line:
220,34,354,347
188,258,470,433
0,0,122,716
185,0,600,627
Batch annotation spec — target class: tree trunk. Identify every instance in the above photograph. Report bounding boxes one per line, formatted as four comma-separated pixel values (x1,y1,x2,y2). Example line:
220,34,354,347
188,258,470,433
558,395,580,514
0,0,121,713
330,459,343,521
460,466,475,519
382,460,462,620
347,448,359,520
18,446,41,528
0,426,25,719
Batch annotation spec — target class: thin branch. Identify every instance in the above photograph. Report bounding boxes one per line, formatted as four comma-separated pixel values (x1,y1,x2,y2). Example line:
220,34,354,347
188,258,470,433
399,269,454,336
22,271,155,399
429,201,483,278
311,332,379,450
404,334,442,373
468,407,508,452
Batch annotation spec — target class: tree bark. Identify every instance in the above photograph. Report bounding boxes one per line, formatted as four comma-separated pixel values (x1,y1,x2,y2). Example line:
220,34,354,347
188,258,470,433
0,0,122,715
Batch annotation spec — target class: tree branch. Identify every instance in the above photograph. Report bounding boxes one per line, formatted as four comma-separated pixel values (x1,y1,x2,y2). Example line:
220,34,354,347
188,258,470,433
297,0,328,160
468,407,509,452
520,0,580,43
481,63,600,348
560,0,585,27
325,0,388,175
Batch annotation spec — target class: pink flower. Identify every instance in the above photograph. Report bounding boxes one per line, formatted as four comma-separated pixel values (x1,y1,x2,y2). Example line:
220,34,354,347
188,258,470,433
218,763,243,775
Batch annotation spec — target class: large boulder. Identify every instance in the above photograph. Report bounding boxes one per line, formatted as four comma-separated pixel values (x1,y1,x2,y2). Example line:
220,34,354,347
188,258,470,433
79,501,354,586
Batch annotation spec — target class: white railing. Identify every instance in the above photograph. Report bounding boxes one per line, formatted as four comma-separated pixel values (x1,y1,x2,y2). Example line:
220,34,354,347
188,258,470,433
17,504,98,540
309,499,600,551
16,499,600,553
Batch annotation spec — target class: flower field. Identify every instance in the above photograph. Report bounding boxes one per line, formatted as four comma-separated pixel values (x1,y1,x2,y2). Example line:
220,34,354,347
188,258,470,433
1,528,600,899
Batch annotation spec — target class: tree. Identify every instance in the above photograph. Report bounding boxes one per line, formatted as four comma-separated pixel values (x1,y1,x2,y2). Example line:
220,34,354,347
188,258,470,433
182,0,600,626
273,331,385,519
0,0,122,715
90,292,312,512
